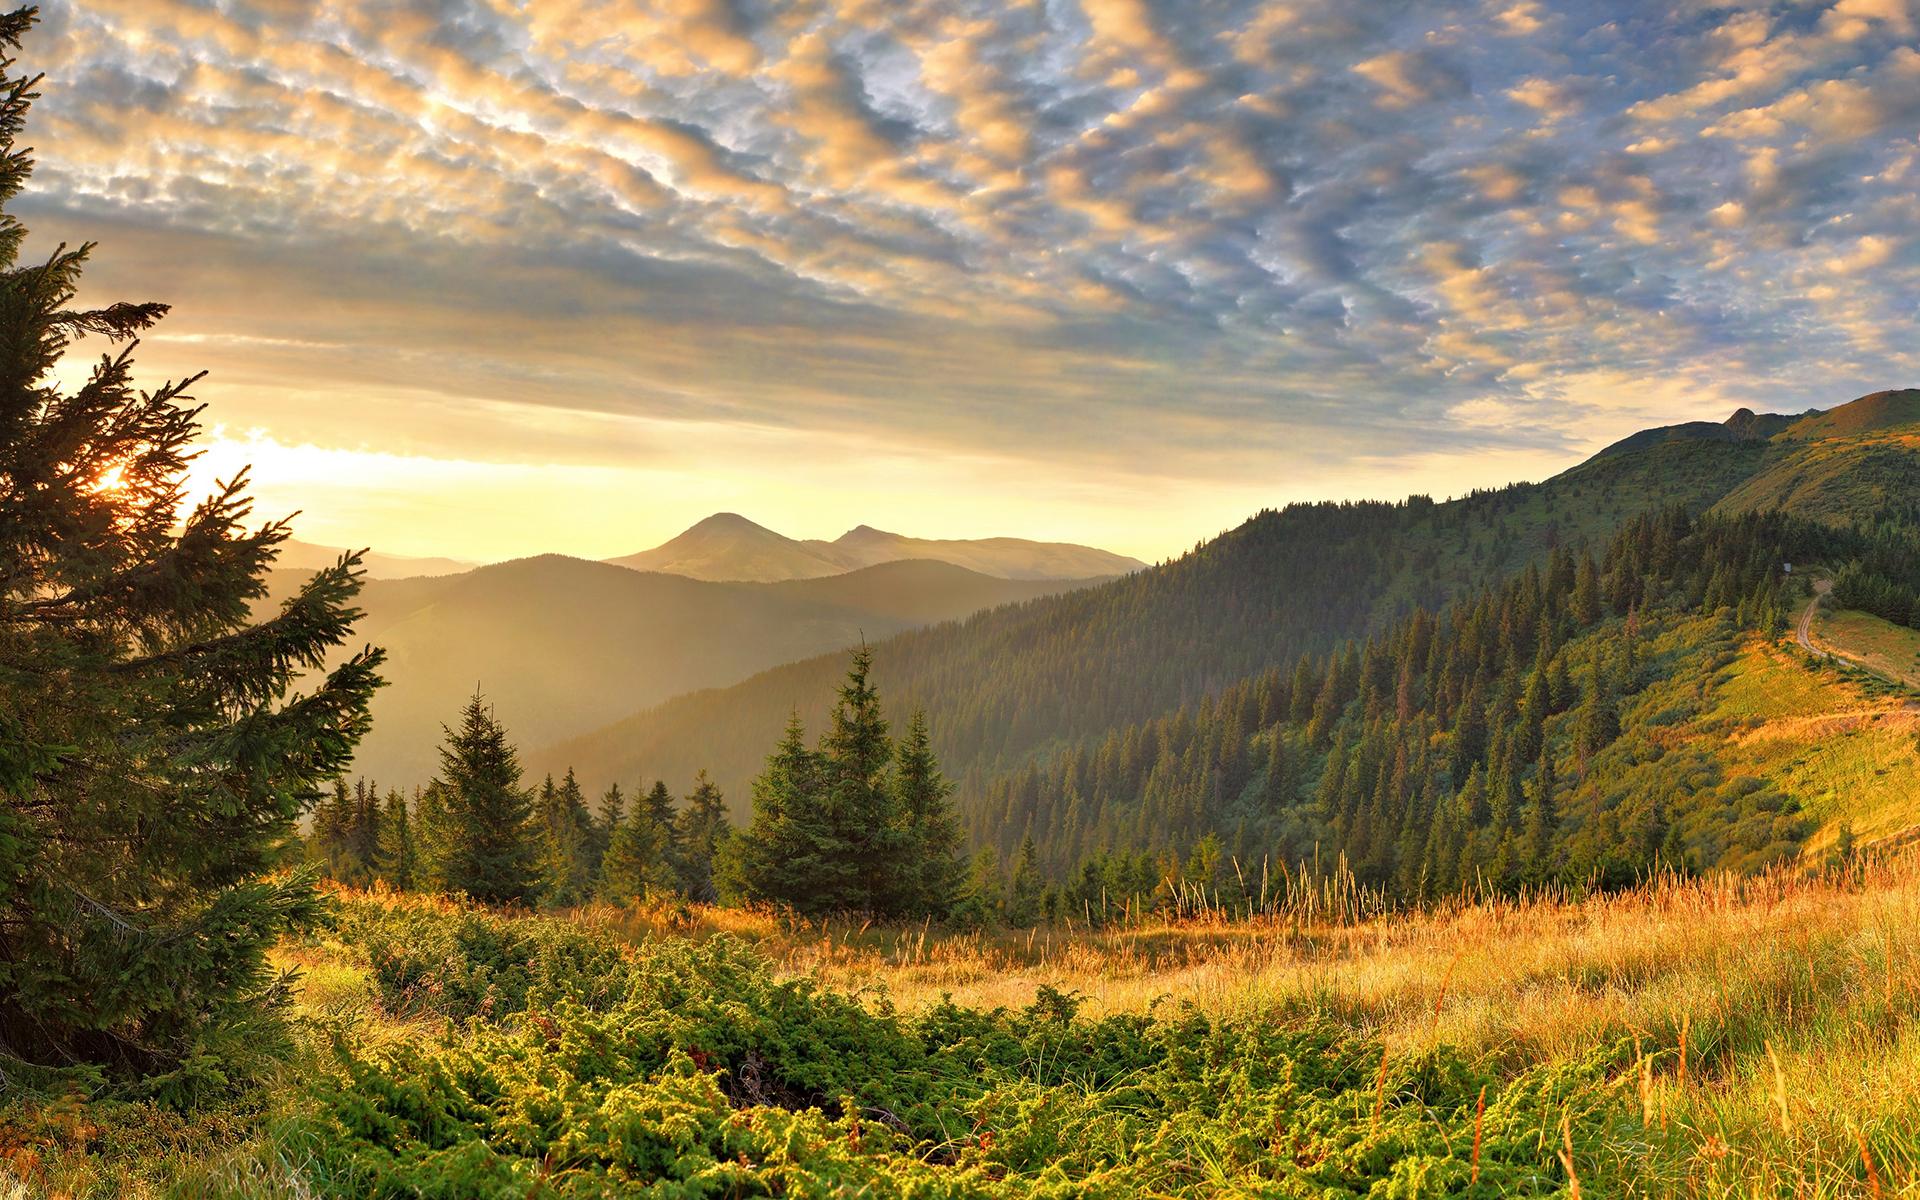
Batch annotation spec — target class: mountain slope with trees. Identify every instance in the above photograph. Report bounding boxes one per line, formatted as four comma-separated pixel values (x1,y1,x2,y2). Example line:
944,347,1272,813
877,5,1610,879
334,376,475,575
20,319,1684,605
531,404,1848,805
298,554,1109,785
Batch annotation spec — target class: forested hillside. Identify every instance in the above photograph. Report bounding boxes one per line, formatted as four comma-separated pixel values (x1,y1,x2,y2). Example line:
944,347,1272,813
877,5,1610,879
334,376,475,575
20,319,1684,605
529,416,1798,803
319,555,1109,784
966,509,1854,916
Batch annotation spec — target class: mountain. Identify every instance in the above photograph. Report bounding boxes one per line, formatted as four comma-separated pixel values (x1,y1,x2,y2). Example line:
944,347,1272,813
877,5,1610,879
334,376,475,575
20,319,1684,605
769,559,1110,624
828,526,1146,580
529,388,1920,815
605,513,849,582
308,555,1109,786
277,538,473,580
1712,388,1920,527
607,512,1146,582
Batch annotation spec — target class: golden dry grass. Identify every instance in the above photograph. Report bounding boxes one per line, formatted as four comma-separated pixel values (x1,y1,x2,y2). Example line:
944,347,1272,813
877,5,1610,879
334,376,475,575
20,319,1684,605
558,852,1920,1195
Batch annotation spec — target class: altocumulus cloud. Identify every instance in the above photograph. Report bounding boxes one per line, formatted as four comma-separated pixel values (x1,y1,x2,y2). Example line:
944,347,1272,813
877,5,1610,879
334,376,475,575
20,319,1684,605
19,0,1920,558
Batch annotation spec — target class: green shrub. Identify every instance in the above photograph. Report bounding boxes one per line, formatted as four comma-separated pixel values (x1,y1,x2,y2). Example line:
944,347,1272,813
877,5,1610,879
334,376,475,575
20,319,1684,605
285,904,1624,1197
335,900,634,1021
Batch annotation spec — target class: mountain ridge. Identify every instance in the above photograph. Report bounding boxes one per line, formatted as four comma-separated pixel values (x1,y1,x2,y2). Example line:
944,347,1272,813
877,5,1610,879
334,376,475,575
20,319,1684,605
528,387,1920,811
317,553,1114,785
607,513,1146,582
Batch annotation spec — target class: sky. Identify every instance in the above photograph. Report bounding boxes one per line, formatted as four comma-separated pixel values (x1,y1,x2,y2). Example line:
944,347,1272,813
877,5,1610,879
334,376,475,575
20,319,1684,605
21,0,1920,564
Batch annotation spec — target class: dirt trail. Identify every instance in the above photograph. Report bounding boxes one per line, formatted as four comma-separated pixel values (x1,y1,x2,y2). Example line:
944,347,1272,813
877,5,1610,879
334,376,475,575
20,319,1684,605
1798,578,1920,703
1795,579,1832,656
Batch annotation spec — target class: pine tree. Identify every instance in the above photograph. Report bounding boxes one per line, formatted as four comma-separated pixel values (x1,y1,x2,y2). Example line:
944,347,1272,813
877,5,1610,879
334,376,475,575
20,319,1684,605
375,789,417,891
413,782,453,892
0,12,383,1093
599,800,664,903
1572,666,1620,765
309,779,355,880
588,782,623,882
736,714,836,911
957,847,1005,925
434,692,539,905
1262,728,1297,809
1523,747,1557,877
1006,835,1044,926
890,711,963,918
640,780,680,875
343,778,382,886
819,646,899,911
675,771,732,902
536,767,592,905
1572,553,1601,625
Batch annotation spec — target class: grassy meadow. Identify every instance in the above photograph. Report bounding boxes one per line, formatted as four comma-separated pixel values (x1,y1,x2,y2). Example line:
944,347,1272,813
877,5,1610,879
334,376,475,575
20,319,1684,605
1814,608,1920,692
11,626,1920,1199
8,846,1920,1198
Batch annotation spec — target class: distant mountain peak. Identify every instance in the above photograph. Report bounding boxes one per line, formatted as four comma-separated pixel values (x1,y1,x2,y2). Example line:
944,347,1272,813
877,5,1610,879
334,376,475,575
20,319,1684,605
608,515,1142,582
687,511,773,533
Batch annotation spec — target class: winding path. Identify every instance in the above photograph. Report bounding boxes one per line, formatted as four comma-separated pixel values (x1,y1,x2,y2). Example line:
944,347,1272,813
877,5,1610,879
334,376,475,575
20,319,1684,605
1795,579,1832,657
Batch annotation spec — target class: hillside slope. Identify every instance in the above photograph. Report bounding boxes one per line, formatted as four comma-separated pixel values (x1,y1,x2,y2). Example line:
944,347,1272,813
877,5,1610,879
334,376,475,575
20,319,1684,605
1712,388,1920,527
530,390,1915,810
331,557,1106,785
278,538,473,580
828,525,1145,579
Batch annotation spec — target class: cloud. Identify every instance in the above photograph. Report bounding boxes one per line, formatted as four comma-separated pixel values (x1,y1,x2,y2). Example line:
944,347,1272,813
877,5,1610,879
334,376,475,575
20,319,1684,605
19,0,1920,561
1351,48,1469,110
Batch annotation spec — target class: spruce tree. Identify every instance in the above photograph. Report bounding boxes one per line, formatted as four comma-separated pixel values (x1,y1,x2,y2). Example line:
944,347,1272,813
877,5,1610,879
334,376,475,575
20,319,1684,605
635,782,682,894
674,771,731,902
309,779,354,880
952,847,1003,926
598,803,656,903
588,782,623,882
434,692,539,904
1523,746,1558,876
890,711,963,918
0,11,383,1094
375,788,416,891
347,778,383,885
535,767,592,905
1006,834,1045,926
736,714,836,911
819,646,898,911
412,782,452,892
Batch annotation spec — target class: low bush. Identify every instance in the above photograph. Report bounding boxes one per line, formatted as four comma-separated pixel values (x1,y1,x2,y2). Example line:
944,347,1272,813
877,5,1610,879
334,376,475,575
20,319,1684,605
288,904,1623,1197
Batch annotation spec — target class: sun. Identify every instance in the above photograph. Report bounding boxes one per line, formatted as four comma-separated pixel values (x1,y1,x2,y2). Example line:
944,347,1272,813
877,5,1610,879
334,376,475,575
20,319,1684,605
88,463,128,495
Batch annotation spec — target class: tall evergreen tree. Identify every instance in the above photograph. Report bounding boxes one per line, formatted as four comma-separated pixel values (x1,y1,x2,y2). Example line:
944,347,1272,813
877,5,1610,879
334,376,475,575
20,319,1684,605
957,847,1005,925
587,782,623,882
735,714,835,911
675,771,731,903
819,646,899,911
536,767,592,905
1524,746,1558,877
599,799,669,903
434,692,539,904
640,780,679,870
889,711,963,917
1006,834,1045,926
0,12,382,1093
375,788,417,891
309,780,355,880
412,782,452,892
